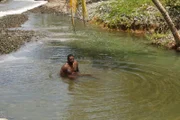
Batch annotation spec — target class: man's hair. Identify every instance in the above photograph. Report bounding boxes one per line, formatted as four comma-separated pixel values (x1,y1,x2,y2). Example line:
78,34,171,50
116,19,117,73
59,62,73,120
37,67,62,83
67,54,74,61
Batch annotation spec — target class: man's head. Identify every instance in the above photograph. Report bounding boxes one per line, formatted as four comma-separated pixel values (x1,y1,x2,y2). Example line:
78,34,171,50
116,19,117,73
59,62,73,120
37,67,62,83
67,54,74,65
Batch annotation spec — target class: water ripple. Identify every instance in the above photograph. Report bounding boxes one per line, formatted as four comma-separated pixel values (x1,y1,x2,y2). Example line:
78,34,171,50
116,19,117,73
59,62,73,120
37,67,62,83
66,59,180,120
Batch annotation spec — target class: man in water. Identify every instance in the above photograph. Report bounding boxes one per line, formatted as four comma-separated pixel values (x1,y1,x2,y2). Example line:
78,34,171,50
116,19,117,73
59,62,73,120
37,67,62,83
60,54,79,79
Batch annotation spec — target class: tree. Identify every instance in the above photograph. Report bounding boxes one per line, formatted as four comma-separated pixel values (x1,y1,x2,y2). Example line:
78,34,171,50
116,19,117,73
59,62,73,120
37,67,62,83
68,0,87,31
152,0,180,46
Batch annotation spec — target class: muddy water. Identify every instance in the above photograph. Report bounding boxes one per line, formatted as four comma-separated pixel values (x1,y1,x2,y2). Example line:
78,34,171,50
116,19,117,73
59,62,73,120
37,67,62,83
0,13,180,120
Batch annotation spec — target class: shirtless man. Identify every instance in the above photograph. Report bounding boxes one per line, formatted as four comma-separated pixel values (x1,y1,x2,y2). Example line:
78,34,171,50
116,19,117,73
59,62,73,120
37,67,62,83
60,54,79,79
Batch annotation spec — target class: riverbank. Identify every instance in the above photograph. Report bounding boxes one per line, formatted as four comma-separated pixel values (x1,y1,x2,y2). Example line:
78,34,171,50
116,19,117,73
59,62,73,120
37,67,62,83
0,0,179,54
28,0,68,14
0,0,67,54
87,0,180,50
0,0,48,55
0,14,36,54
30,0,180,50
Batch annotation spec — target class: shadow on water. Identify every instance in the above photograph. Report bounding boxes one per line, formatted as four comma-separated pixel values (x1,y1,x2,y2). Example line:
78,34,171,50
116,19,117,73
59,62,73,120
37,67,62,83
0,13,180,120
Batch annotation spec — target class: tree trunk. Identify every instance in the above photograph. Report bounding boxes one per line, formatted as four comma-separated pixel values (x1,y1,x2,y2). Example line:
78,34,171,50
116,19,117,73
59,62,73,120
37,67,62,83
152,0,180,46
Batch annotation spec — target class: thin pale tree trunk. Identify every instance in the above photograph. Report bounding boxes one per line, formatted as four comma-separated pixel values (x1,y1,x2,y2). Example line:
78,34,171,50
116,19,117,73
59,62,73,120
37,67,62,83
81,0,87,26
68,0,87,30
152,0,180,46
71,9,76,32
69,0,77,32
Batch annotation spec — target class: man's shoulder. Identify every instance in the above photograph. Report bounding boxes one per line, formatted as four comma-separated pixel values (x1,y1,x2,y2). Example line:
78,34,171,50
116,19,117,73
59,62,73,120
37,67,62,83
61,63,68,69
74,60,78,64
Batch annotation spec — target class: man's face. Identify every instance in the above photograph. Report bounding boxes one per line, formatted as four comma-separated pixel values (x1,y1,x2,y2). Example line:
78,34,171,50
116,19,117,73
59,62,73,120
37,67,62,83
68,56,74,63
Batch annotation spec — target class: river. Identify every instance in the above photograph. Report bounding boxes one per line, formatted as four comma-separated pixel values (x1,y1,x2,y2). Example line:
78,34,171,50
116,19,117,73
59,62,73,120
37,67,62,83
0,12,180,120
0,0,47,17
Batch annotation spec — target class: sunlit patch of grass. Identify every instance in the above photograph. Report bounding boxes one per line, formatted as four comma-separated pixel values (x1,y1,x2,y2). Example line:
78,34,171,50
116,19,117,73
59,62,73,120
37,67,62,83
97,0,152,20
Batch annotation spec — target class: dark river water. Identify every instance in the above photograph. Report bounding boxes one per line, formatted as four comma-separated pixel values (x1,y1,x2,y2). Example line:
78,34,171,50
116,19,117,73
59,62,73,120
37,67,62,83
0,13,180,120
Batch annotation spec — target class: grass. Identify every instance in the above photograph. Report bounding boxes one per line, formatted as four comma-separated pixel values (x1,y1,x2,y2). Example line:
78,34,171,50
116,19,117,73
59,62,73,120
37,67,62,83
98,0,152,18
109,0,151,15
95,0,171,26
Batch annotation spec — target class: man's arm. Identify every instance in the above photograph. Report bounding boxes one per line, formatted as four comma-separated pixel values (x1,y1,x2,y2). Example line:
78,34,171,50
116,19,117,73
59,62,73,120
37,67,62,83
60,65,78,79
73,61,79,72
60,65,67,77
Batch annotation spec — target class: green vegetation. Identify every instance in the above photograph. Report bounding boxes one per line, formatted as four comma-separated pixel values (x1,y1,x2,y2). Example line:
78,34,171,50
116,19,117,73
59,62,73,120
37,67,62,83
98,0,179,18
107,0,152,16
96,0,152,24
94,0,179,31
91,0,180,49
94,0,160,32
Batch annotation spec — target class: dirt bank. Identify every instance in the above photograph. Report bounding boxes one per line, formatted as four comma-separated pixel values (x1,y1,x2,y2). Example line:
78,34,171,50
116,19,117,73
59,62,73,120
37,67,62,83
0,0,69,55
29,0,68,14
0,14,35,54
0,0,70,55
0,29,35,54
